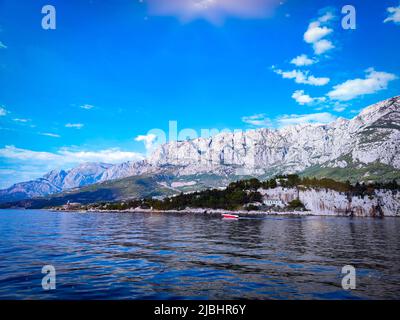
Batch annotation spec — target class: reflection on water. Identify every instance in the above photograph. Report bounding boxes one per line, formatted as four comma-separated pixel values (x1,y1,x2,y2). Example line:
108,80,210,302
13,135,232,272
0,210,399,299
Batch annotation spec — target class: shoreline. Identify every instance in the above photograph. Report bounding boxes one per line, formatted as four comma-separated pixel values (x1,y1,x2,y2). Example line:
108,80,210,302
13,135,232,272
1,207,395,217
48,207,344,217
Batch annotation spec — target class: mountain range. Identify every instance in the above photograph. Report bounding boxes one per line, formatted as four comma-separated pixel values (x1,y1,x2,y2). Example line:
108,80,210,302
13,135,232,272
1,96,399,204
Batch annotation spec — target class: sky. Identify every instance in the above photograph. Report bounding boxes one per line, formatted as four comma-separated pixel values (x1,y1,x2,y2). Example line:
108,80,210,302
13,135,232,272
0,0,399,188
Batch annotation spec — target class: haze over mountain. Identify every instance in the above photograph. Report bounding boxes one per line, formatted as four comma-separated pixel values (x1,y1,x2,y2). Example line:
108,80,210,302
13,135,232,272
0,163,113,202
1,96,399,203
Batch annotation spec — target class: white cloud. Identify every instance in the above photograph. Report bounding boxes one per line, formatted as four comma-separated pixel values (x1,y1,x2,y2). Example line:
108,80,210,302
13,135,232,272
384,5,400,24
0,106,8,116
40,133,60,138
0,145,144,164
242,112,337,128
0,41,7,49
0,146,60,162
135,134,158,152
327,68,397,101
80,104,95,110
13,118,30,123
147,0,281,23
318,11,335,23
242,114,272,127
328,101,349,113
313,39,334,55
58,147,144,163
304,11,335,55
272,67,330,86
304,21,333,43
65,123,84,129
333,105,346,112
0,145,145,188
290,54,316,67
292,90,326,105
0,169,16,175
276,112,337,127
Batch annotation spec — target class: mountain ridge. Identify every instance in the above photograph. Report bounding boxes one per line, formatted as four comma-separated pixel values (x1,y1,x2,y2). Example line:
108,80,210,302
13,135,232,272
1,96,399,203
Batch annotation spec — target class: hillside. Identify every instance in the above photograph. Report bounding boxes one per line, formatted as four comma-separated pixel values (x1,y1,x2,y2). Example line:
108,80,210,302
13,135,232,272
64,176,400,217
0,172,249,209
0,175,174,209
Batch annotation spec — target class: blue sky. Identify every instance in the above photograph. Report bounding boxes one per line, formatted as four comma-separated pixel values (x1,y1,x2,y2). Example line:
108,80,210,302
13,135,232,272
0,0,399,188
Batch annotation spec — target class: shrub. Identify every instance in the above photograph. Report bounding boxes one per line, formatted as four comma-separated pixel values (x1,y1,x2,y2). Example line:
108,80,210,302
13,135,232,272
288,199,305,210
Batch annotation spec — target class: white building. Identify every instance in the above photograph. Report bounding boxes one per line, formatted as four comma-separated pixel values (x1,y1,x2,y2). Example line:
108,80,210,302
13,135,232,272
263,199,284,207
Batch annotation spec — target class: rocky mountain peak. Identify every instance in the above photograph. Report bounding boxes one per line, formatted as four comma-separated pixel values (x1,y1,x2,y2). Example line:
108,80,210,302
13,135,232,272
356,95,400,123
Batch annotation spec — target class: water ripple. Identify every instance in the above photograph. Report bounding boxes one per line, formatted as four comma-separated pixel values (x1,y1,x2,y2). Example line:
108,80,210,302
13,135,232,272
0,210,399,299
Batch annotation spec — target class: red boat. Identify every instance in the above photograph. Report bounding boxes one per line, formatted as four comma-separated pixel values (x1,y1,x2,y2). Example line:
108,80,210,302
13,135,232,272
222,213,239,219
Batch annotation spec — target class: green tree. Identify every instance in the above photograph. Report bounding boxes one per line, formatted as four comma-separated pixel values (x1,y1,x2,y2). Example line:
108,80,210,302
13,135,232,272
288,198,305,210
